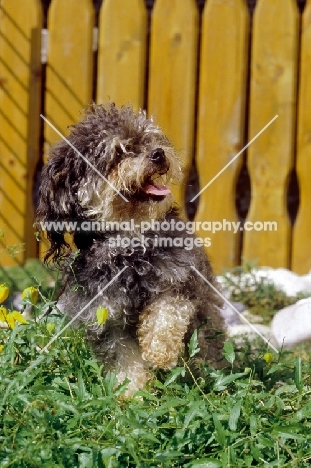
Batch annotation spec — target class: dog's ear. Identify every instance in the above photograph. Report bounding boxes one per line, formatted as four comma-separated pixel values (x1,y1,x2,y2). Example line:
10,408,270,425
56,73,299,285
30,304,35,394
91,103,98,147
36,141,84,263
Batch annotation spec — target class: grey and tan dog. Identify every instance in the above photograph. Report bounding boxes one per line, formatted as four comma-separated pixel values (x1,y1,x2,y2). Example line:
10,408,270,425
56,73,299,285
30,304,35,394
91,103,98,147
37,103,225,396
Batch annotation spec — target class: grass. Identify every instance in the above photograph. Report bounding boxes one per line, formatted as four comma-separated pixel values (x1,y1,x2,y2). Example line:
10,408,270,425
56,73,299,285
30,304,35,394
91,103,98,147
0,262,311,467
0,258,60,301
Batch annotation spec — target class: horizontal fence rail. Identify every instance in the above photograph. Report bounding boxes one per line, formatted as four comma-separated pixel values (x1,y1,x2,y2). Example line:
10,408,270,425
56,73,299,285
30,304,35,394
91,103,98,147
0,0,310,274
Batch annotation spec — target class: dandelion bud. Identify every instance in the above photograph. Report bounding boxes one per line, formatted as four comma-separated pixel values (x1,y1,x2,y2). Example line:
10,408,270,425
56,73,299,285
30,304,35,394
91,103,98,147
46,322,55,334
0,284,9,303
263,352,273,364
96,307,109,325
22,287,39,304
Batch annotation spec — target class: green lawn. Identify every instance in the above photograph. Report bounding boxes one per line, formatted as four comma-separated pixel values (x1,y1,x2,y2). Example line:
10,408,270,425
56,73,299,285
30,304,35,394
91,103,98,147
0,262,311,467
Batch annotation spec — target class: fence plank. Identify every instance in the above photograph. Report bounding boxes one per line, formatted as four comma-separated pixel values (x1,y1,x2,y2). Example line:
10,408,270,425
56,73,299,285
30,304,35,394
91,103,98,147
194,0,249,272
97,0,147,109
242,0,299,269
292,0,311,273
44,0,94,151
0,0,42,266
40,0,94,260
148,0,198,214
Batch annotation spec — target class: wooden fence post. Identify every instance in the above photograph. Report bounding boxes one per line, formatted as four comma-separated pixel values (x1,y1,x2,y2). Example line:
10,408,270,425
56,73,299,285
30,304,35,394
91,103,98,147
40,0,94,260
242,0,299,268
44,0,94,150
194,0,249,272
148,0,198,214
97,0,147,110
0,0,42,266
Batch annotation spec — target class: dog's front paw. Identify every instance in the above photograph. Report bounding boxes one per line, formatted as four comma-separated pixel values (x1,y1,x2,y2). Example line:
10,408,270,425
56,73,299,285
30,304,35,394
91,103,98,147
138,296,196,369
141,338,179,369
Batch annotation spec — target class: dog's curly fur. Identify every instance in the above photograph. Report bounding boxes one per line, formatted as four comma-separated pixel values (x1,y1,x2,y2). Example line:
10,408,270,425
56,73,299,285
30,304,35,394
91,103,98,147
37,102,225,396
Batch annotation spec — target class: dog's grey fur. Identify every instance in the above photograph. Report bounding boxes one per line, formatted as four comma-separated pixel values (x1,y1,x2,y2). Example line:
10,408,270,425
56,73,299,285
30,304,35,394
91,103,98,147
37,103,225,396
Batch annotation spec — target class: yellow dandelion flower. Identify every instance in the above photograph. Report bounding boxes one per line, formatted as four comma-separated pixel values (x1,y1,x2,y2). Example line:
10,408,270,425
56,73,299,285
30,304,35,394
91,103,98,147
0,284,9,303
6,313,15,329
96,307,109,325
0,306,8,322
11,311,28,325
0,344,4,353
22,287,39,304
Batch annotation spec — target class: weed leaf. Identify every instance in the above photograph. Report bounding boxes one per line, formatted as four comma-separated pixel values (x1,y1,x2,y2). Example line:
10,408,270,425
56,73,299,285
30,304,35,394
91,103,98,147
223,341,235,365
188,330,200,357
212,413,226,447
229,400,242,431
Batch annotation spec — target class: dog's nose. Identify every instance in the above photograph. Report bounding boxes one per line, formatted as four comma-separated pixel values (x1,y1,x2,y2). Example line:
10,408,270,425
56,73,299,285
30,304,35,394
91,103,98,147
149,148,165,164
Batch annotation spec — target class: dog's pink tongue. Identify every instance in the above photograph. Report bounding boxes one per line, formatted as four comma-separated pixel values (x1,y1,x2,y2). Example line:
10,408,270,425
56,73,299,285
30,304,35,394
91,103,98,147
142,182,171,196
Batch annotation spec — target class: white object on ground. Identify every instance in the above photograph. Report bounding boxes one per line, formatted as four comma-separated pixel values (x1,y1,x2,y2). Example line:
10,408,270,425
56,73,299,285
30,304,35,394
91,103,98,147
272,297,311,349
219,267,311,297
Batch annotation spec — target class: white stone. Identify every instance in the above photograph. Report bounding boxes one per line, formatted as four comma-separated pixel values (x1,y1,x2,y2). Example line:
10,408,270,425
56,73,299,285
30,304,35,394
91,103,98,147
254,268,311,296
219,267,311,297
272,297,311,348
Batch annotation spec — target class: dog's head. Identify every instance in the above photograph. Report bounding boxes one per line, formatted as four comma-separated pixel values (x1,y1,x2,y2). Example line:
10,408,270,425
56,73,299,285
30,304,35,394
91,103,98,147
37,102,182,261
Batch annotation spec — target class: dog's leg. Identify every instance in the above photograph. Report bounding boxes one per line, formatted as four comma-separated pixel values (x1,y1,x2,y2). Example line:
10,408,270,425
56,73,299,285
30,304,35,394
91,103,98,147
137,296,196,369
112,332,151,398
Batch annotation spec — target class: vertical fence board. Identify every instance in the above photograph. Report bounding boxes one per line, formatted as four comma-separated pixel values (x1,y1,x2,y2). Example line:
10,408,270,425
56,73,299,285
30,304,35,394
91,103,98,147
41,0,94,259
194,0,249,272
242,0,299,268
292,0,311,273
0,0,42,266
97,0,146,109
148,0,198,214
44,0,94,151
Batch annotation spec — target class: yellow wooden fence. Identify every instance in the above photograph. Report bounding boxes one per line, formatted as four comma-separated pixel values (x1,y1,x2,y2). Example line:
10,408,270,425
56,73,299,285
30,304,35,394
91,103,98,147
0,0,310,274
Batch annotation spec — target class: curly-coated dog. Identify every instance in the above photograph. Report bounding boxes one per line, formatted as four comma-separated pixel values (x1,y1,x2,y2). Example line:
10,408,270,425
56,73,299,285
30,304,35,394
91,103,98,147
37,102,225,396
